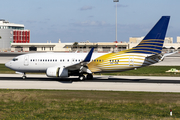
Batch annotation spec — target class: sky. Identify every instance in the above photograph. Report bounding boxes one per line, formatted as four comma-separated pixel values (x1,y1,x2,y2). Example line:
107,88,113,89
0,0,180,43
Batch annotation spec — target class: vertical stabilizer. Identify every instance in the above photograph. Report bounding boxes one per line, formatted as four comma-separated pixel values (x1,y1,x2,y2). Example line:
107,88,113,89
127,16,170,54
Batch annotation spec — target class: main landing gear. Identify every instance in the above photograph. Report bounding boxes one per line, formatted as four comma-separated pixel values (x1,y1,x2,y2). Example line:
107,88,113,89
22,73,26,80
86,74,93,80
78,74,93,81
79,75,85,81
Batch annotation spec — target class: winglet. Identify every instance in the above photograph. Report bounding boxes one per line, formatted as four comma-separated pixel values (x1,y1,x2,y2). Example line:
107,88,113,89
83,47,94,62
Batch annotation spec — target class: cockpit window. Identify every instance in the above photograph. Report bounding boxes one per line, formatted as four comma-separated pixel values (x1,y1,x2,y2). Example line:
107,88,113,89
12,58,18,61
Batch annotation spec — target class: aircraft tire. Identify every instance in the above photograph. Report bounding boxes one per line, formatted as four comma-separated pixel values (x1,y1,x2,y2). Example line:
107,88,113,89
87,74,93,80
79,75,85,81
22,76,26,80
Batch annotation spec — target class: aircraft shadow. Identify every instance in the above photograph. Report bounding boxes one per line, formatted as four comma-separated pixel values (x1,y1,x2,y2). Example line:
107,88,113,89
0,76,180,84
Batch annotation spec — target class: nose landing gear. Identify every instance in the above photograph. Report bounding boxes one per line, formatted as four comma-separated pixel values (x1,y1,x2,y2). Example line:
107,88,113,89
22,73,26,80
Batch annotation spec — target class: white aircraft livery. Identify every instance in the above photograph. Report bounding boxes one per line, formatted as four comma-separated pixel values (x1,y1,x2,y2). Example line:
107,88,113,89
5,16,170,80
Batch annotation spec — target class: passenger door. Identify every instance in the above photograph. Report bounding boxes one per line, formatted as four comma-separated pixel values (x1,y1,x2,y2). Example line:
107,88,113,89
24,55,29,66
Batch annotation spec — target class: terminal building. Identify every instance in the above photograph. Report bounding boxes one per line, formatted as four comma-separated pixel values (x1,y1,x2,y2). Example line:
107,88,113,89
10,37,180,53
0,19,30,51
11,39,128,52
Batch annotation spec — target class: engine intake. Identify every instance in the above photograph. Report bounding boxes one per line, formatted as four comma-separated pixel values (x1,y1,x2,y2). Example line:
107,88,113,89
46,67,68,77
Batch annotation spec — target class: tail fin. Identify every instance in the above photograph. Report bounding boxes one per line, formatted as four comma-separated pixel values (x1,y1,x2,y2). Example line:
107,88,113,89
128,16,170,54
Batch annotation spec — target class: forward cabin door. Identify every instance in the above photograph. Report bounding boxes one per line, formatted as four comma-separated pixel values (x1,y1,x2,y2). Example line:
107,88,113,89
24,55,29,66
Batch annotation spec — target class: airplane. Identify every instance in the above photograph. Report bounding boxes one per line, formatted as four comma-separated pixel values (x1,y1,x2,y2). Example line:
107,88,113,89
5,16,171,80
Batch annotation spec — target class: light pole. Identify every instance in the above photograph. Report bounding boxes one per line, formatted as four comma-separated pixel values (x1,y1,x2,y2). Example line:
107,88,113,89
113,0,119,42
113,0,119,51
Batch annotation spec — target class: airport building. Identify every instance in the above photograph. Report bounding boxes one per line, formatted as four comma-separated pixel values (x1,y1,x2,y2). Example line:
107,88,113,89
0,19,30,51
129,36,173,43
10,37,180,53
11,39,128,52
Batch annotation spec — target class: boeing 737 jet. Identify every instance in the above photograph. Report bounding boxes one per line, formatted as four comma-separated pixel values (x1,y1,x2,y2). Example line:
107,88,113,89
5,16,170,80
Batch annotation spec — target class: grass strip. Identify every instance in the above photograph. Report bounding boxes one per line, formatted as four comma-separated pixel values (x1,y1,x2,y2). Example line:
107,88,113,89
0,89,180,119
0,64,15,74
100,66,180,76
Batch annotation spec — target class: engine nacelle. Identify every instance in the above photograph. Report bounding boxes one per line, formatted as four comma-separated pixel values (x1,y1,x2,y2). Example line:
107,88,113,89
46,67,68,77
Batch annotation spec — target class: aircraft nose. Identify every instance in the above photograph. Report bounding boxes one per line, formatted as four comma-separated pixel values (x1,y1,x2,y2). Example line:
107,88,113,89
5,61,11,68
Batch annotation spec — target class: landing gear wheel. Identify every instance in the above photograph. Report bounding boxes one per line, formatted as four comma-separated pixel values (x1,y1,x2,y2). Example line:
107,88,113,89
79,75,85,81
86,74,93,80
22,76,26,80
22,73,26,80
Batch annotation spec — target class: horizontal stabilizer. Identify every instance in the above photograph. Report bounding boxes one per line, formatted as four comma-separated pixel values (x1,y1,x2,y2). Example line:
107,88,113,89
160,51,178,61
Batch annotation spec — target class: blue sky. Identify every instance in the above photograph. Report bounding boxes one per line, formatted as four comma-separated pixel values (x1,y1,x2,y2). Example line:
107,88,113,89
1,0,180,43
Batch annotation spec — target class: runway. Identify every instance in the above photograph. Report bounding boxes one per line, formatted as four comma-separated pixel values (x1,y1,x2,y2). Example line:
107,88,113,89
0,74,180,92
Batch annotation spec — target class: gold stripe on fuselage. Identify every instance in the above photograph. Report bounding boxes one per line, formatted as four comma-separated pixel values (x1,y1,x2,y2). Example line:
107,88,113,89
87,52,147,73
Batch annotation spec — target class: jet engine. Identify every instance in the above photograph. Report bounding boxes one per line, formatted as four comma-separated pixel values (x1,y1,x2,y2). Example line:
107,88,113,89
46,67,68,77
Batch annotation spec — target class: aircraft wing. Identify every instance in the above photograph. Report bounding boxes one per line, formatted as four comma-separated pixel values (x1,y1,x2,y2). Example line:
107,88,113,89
64,48,94,73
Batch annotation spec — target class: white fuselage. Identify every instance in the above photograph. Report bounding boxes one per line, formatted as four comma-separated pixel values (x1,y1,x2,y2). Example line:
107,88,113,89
5,52,106,73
